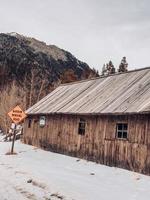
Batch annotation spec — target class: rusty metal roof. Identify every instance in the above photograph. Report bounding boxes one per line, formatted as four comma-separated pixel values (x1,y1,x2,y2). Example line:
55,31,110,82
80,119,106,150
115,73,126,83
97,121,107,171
26,67,150,115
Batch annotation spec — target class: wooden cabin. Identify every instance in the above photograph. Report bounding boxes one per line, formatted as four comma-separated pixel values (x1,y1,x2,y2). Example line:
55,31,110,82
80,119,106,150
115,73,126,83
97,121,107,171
23,67,150,175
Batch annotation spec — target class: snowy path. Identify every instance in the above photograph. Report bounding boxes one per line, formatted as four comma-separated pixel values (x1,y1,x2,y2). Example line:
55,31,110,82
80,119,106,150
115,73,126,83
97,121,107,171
0,139,150,200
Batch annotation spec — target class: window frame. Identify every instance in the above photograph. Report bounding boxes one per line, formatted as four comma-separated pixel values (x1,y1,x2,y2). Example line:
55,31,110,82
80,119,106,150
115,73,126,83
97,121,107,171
78,118,86,135
28,118,32,128
116,123,128,140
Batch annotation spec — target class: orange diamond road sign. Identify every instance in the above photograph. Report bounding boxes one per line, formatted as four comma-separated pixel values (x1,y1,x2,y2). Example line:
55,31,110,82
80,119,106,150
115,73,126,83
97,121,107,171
8,105,27,124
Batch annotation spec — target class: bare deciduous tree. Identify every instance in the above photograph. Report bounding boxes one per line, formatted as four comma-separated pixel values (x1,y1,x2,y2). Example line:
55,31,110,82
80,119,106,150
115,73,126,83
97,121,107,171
0,81,21,133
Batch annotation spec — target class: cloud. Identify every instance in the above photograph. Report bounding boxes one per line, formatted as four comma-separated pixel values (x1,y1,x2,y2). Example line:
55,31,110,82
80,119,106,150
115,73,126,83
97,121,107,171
0,0,149,71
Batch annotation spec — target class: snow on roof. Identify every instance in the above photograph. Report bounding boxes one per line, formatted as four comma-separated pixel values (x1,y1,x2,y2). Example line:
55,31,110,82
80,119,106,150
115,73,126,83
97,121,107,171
26,67,150,115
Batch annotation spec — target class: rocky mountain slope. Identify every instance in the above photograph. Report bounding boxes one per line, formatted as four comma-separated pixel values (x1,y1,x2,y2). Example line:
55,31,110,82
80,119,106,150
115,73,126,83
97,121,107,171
0,33,98,131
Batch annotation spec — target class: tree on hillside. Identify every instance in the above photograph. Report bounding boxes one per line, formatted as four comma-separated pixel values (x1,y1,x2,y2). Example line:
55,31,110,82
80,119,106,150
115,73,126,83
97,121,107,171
82,67,99,79
61,69,78,84
102,61,116,75
118,57,128,73
23,65,51,108
106,61,116,74
0,81,21,133
92,68,99,77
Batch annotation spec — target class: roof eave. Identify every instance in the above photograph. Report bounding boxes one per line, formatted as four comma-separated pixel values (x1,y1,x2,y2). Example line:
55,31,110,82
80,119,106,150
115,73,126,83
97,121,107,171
25,111,150,116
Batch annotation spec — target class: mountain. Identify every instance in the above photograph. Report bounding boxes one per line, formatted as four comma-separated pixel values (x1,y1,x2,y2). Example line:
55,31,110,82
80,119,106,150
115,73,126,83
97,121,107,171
0,33,98,131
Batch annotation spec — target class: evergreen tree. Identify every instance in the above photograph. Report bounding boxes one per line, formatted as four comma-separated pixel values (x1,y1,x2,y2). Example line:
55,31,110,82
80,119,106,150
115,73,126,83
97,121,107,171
92,68,99,77
101,61,116,76
106,61,116,75
118,57,128,73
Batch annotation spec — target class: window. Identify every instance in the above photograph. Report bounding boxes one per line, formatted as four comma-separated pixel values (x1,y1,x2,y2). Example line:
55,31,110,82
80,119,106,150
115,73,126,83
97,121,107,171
116,123,128,139
78,118,86,135
28,119,32,128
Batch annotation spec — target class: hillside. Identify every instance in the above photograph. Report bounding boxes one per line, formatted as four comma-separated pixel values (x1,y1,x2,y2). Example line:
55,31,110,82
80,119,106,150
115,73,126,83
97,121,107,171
0,33,98,131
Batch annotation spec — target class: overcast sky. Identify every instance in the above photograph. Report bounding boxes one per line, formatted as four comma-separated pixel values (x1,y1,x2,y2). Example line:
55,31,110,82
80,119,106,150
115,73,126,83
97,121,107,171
0,0,149,71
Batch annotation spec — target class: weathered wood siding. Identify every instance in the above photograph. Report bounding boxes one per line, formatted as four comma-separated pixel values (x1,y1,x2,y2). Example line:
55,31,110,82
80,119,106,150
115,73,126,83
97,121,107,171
23,114,150,175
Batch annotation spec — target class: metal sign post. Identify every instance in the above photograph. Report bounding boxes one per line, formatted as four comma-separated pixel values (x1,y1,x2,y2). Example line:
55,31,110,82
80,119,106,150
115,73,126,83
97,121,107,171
11,124,17,154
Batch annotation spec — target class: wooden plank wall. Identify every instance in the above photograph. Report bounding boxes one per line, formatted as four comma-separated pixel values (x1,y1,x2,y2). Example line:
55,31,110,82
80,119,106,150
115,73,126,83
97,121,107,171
23,114,150,175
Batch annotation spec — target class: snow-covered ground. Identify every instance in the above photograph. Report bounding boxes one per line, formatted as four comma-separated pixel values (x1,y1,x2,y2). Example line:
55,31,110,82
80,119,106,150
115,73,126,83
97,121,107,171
0,137,150,200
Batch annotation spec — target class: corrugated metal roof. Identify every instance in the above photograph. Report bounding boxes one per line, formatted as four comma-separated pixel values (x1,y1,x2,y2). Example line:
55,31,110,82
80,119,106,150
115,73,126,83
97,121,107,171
26,67,150,115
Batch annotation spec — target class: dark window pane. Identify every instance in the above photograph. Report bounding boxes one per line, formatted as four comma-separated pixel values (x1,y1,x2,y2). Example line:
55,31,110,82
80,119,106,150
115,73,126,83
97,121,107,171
123,124,128,130
117,124,123,130
123,132,127,139
78,128,85,135
80,123,85,129
117,131,122,138
28,119,32,128
78,119,86,135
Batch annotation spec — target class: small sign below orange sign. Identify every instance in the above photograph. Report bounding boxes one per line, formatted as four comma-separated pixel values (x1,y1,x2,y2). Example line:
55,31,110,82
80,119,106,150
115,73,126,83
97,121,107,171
8,105,27,124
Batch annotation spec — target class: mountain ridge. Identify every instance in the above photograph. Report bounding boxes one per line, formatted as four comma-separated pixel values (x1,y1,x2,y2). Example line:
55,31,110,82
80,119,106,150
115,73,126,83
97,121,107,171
0,33,98,131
